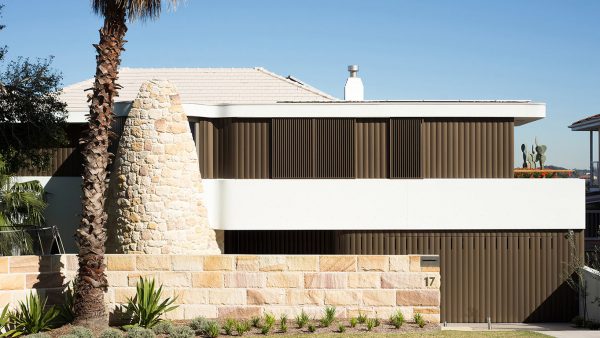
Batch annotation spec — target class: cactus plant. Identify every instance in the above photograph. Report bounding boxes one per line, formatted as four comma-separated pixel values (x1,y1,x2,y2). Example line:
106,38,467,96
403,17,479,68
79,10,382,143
535,138,547,169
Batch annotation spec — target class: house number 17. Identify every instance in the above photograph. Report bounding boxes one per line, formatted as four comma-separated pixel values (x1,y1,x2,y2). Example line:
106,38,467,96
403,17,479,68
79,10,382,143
424,276,435,287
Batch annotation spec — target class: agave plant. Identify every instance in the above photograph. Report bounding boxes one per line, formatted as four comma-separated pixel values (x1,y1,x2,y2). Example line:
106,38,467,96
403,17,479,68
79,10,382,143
0,304,10,336
6,292,60,336
0,156,46,255
124,277,178,329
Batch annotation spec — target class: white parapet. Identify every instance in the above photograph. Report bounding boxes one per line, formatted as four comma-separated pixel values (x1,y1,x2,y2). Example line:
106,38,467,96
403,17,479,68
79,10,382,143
202,179,585,230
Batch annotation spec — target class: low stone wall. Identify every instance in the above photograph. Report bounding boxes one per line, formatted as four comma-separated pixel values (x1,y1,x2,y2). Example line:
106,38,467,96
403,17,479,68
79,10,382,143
0,254,440,323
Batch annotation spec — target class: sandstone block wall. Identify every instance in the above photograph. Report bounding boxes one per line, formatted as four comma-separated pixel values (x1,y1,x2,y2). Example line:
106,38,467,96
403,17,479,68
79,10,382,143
0,254,440,323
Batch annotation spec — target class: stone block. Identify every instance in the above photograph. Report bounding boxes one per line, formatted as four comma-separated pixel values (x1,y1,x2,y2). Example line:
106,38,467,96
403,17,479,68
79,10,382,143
106,272,129,287
223,272,265,288
160,272,190,287
0,292,11,307
0,257,8,273
218,306,262,319
247,289,286,305
236,256,259,271
347,273,380,288
347,307,375,318
375,306,412,319
419,313,440,323
286,290,324,305
191,272,223,288
175,288,209,304
319,256,356,272
171,255,203,271
25,273,65,289
209,289,246,305
389,256,410,272
324,290,360,306
381,273,439,289
183,305,218,319
261,306,302,318
287,256,318,271
266,272,302,288
107,255,136,271
136,255,171,271
65,255,79,271
114,288,136,303
409,256,421,272
358,256,389,272
361,290,396,306
259,256,286,272
127,272,160,286
10,256,52,273
397,290,440,306
413,306,440,314
163,306,185,321
304,273,347,289
0,274,24,290
204,256,234,271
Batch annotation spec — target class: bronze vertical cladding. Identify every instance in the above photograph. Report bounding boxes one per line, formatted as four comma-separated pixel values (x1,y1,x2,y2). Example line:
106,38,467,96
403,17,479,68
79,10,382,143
421,118,514,178
314,118,355,178
390,118,422,178
271,118,313,178
224,230,583,323
355,119,389,178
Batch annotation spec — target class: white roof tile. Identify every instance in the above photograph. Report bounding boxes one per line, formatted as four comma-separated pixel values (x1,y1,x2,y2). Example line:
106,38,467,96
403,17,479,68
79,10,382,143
61,67,336,112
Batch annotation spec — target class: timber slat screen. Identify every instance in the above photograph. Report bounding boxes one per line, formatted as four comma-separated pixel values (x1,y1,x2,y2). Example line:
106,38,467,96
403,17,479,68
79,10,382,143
225,230,583,323
17,117,515,180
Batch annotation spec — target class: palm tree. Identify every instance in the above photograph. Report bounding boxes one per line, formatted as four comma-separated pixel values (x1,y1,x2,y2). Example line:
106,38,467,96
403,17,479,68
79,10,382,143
0,156,46,256
75,0,177,325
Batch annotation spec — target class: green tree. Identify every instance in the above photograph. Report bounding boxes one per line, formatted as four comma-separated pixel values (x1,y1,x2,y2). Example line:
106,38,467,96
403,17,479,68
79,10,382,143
0,5,68,173
75,0,177,325
0,155,46,255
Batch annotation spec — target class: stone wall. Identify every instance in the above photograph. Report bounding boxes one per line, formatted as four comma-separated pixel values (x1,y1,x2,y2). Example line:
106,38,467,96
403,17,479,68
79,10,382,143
106,80,220,254
0,254,440,323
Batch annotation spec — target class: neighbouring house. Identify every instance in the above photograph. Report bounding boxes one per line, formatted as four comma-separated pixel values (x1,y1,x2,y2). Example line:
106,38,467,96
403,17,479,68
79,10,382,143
16,66,584,323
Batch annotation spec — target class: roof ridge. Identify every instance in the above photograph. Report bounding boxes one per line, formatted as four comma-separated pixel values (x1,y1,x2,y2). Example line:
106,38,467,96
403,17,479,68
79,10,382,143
254,67,338,101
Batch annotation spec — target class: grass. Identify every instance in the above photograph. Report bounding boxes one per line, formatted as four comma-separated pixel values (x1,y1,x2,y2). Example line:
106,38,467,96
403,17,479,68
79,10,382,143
245,331,550,337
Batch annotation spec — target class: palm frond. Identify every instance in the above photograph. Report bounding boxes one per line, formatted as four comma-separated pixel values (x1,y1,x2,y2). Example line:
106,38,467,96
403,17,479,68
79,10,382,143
91,0,178,21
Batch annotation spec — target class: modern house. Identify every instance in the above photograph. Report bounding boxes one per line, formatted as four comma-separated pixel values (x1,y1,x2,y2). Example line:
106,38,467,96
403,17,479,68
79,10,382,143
17,66,584,323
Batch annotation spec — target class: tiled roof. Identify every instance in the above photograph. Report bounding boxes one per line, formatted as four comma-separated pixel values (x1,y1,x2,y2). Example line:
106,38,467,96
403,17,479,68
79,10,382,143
569,113,600,128
61,67,336,112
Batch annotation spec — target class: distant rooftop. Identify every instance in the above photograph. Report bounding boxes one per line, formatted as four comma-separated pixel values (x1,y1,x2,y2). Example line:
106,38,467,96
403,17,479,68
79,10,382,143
61,67,336,112
569,114,600,131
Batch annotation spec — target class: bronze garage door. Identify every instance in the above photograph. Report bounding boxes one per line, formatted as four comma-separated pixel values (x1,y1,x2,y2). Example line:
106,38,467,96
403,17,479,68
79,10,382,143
225,230,583,323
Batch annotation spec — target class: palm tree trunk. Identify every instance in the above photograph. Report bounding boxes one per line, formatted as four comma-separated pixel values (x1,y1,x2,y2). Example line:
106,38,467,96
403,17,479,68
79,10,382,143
74,7,127,324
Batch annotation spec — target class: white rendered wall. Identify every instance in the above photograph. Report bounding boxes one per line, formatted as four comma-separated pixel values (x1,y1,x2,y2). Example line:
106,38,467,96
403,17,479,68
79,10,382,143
202,179,585,231
19,177,585,253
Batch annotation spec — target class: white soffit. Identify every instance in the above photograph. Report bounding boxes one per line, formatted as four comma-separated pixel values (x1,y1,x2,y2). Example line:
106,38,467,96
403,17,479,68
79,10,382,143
67,101,546,126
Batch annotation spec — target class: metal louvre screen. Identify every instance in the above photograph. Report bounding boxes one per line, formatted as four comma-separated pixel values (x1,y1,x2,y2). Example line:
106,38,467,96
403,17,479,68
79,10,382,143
390,118,422,178
271,118,313,178
314,118,355,178
355,119,388,178
422,118,514,178
226,119,270,179
192,118,229,179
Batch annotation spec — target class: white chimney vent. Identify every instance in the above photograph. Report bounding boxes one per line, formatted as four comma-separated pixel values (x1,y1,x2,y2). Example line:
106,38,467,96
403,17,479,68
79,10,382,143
344,65,364,101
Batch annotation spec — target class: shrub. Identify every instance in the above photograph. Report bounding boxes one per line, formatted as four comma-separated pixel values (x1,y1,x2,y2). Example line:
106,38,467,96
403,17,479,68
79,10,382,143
295,311,309,329
168,326,194,338
373,318,381,327
307,324,316,333
23,334,51,338
203,321,220,338
319,306,336,327
7,292,60,336
152,320,174,335
99,328,125,338
337,324,346,333
223,319,236,335
414,313,426,328
125,327,156,338
1,305,9,335
263,313,275,328
349,318,357,328
250,316,261,328
188,316,208,332
124,277,178,329
69,326,93,338
357,312,367,324
58,335,79,338
279,315,288,333
365,318,375,331
235,321,250,336
389,310,404,329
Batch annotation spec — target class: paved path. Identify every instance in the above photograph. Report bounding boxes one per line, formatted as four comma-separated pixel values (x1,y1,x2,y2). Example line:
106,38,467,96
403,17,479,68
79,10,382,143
442,323,600,337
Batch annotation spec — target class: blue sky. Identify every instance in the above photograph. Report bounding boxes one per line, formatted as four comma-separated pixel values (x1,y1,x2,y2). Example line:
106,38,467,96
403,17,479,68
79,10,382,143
2,0,599,169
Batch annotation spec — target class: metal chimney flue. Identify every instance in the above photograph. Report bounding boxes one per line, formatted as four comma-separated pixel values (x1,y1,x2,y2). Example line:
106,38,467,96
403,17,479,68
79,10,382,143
344,65,364,101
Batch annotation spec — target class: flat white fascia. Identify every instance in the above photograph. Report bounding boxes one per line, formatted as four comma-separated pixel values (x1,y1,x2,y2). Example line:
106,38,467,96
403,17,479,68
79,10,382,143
202,178,584,231
67,101,545,126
